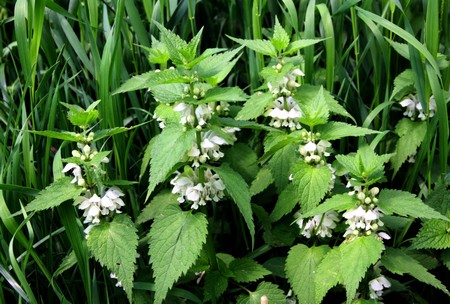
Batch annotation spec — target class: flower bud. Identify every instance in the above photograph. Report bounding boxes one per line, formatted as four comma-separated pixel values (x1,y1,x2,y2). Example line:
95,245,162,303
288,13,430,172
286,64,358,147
372,197,379,203
72,150,81,158
370,187,380,196
276,63,283,71
366,230,372,236
357,192,366,201
83,145,91,154
78,178,86,187
80,155,86,161
364,197,372,204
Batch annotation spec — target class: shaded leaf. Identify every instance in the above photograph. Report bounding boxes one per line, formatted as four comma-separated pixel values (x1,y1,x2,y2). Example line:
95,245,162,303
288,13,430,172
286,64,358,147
137,190,179,224
236,92,274,121
317,122,379,141
237,282,286,304
229,258,271,283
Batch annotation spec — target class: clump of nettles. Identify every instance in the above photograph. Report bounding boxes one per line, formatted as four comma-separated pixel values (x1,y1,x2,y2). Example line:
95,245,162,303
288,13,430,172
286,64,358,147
60,102,125,235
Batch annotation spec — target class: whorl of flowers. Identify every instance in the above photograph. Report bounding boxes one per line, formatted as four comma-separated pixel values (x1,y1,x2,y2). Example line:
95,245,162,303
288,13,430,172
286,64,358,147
62,132,125,236
343,185,390,241
295,211,339,238
368,275,391,300
399,94,436,121
170,168,225,210
265,63,304,130
298,131,332,166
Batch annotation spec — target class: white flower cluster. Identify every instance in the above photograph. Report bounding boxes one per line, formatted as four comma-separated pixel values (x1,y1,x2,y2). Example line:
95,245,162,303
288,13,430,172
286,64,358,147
368,275,391,300
265,96,302,130
170,168,225,209
295,211,339,238
298,138,331,166
268,66,304,97
399,94,436,120
343,186,390,240
173,101,230,128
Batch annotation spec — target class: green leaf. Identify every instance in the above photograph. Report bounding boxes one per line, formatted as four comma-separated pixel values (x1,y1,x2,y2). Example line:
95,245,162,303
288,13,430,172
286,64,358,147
315,248,342,303
299,86,329,127
286,244,330,304
229,258,271,283
136,190,179,224
204,271,228,302
382,248,450,296
147,127,196,198
339,236,384,301
268,142,297,191
114,69,186,94
317,122,379,141
192,47,243,80
153,21,188,65
148,36,170,64
391,69,415,100
442,250,450,271
200,87,247,103
295,85,353,121
391,119,427,176
61,101,100,127
291,161,332,213
283,38,326,55
263,257,286,278
272,17,290,52
412,220,450,249
149,205,208,304
223,143,259,184
216,117,281,132
87,214,138,301
236,282,286,304
93,125,142,142
150,83,187,103
426,183,450,215
250,167,274,197
299,194,358,218
236,92,274,121
28,130,80,142
227,36,277,56
270,184,298,222
378,189,448,221
26,177,83,212
209,164,255,246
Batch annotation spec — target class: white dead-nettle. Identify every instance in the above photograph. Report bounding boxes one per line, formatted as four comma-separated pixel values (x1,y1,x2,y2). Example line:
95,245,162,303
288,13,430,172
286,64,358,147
342,205,385,237
170,168,225,209
266,96,302,130
399,94,437,120
268,68,305,96
299,139,332,165
62,163,85,186
368,275,391,300
295,211,339,238
110,273,123,288
327,163,337,192
187,130,234,167
174,101,228,127
153,113,166,129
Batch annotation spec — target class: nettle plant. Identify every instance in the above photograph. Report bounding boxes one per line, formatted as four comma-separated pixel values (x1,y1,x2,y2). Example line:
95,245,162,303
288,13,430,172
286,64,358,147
25,102,139,300
229,19,450,303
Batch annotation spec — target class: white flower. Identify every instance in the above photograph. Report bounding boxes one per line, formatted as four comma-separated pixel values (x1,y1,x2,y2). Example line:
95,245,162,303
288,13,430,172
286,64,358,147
399,95,417,118
195,103,213,126
295,211,339,238
369,275,391,299
266,96,302,130
174,102,195,125
299,139,331,165
400,94,437,120
100,187,125,214
62,163,83,184
343,206,384,237
110,273,123,288
268,68,304,96
78,193,102,225
187,130,231,167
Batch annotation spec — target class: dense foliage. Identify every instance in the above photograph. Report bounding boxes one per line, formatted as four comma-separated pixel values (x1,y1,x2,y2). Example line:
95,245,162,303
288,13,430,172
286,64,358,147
0,0,449,303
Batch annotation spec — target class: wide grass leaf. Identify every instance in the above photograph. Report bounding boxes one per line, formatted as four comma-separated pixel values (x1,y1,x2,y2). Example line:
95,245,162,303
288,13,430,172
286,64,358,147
148,127,196,198
286,244,330,304
382,248,450,296
236,282,286,304
378,189,448,221
87,214,138,301
149,205,208,304
26,177,83,212
291,161,332,212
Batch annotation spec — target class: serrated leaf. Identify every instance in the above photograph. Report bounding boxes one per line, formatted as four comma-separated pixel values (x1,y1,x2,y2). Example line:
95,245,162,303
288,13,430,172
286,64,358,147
61,101,100,127
148,36,170,64
427,183,450,215
250,167,274,197
286,244,330,304
340,236,384,302
442,250,450,271
192,47,242,80
378,189,448,221
154,21,188,65
26,177,83,212
150,83,186,103
204,271,228,302
268,142,297,191
295,85,353,121
236,282,286,304
291,161,332,213
209,164,255,246
382,248,450,296
228,36,277,56
270,184,298,222
223,143,259,183
149,205,208,304
299,86,329,127
283,38,326,55
88,151,111,167
272,17,290,51
140,137,156,180
315,248,342,303
263,257,286,278
114,69,186,94
148,127,196,198
391,119,427,175
391,69,415,100
136,190,179,224
53,250,77,278
300,194,358,218
87,215,138,301
28,130,80,142
216,117,281,132
200,87,247,103
317,122,379,141
236,92,274,120
185,48,227,69
229,258,271,283
411,220,450,249
93,125,142,142
263,220,296,247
